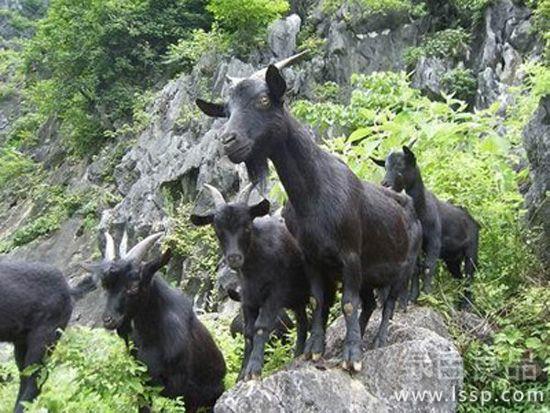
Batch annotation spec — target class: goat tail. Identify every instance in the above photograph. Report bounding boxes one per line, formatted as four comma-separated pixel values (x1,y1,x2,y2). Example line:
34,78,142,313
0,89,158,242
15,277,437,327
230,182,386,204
69,274,98,301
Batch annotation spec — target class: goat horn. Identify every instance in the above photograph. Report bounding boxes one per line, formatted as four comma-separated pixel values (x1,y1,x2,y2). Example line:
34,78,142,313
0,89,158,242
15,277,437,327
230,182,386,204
124,232,164,263
204,183,226,209
236,183,254,204
251,50,308,79
408,138,417,149
119,229,128,258
104,231,116,261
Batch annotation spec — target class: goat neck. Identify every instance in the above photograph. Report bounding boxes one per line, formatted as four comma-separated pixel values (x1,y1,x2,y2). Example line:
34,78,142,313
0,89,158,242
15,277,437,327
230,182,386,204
405,170,427,215
269,116,327,215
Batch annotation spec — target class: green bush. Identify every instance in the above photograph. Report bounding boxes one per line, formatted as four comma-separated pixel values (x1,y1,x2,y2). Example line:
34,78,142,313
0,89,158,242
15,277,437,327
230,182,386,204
0,148,36,189
322,0,426,17
21,0,211,156
404,28,471,67
207,0,289,54
0,327,183,412
441,67,477,102
163,25,230,70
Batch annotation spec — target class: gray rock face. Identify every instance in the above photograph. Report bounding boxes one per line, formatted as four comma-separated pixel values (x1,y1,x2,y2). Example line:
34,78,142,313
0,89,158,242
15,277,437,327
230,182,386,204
268,14,302,58
215,307,463,413
523,96,550,265
473,0,538,109
411,57,453,99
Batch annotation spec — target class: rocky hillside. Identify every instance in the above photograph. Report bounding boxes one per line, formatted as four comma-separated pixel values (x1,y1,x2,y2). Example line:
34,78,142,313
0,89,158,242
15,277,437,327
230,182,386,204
0,0,548,411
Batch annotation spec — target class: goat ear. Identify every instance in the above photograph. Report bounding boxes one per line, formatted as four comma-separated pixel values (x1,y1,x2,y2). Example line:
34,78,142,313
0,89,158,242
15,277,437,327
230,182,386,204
265,65,286,101
249,199,270,218
141,249,172,285
403,146,416,165
370,157,386,168
190,213,214,226
196,99,226,118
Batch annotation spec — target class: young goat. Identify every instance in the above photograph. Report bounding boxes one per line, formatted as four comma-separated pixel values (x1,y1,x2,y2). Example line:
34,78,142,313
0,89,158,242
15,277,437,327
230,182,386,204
0,261,96,413
196,59,422,372
372,145,480,308
81,232,226,413
191,183,309,381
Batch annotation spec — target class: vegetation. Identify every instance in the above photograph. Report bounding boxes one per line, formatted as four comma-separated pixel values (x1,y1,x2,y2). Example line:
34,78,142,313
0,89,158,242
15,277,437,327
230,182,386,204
0,327,183,412
322,0,426,17
440,67,478,103
404,28,471,67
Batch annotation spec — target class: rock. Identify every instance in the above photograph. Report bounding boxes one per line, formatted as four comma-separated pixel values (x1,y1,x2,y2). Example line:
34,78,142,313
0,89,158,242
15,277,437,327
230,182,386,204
412,57,452,99
523,96,550,266
216,362,390,413
473,0,537,109
215,307,463,412
268,14,302,58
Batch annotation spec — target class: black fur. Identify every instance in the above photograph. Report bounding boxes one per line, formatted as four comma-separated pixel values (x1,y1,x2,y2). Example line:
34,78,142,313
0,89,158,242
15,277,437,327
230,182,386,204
0,261,94,412
92,249,226,412
196,66,422,371
192,193,309,381
374,145,480,308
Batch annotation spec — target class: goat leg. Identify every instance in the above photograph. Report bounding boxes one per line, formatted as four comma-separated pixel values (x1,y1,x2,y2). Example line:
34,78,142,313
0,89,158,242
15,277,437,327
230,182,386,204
359,285,376,338
243,301,280,381
341,253,363,372
373,289,397,349
422,237,441,294
304,268,326,361
294,306,308,357
237,305,258,382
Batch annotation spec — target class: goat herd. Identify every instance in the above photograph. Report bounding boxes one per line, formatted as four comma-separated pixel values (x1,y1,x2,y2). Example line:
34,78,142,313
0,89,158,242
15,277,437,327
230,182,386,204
0,54,480,413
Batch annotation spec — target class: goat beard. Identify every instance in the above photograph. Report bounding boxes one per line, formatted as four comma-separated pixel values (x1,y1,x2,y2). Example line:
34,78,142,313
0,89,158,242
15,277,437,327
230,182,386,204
245,157,269,196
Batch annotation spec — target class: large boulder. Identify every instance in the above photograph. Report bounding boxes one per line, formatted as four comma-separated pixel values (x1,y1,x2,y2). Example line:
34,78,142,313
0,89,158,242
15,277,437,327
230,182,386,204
215,307,463,412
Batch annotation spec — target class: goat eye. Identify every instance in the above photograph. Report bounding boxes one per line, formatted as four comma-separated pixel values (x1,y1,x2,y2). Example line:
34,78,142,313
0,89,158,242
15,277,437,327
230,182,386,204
257,95,270,109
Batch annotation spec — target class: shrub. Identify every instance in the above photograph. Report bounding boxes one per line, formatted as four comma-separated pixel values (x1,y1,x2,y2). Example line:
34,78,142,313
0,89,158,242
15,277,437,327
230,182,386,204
21,0,211,156
322,0,426,17
441,67,477,102
0,148,36,189
404,28,471,67
163,25,230,70
207,0,289,54
0,327,183,412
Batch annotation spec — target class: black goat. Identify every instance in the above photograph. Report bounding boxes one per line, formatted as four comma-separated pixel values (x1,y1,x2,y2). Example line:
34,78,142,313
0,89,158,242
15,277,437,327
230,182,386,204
191,183,309,381
195,58,422,372
372,145,480,308
81,232,226,412
0,261,96,413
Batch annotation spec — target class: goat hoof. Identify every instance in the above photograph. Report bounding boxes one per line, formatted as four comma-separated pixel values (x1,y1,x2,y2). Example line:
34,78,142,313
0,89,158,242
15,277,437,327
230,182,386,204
312,352,322,361
352,361,362,372
342,360,348,370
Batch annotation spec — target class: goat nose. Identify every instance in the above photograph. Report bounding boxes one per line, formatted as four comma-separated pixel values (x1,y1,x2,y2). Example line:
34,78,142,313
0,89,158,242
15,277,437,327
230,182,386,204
223,132,237,145
227,254,243,267
103,315,113,324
